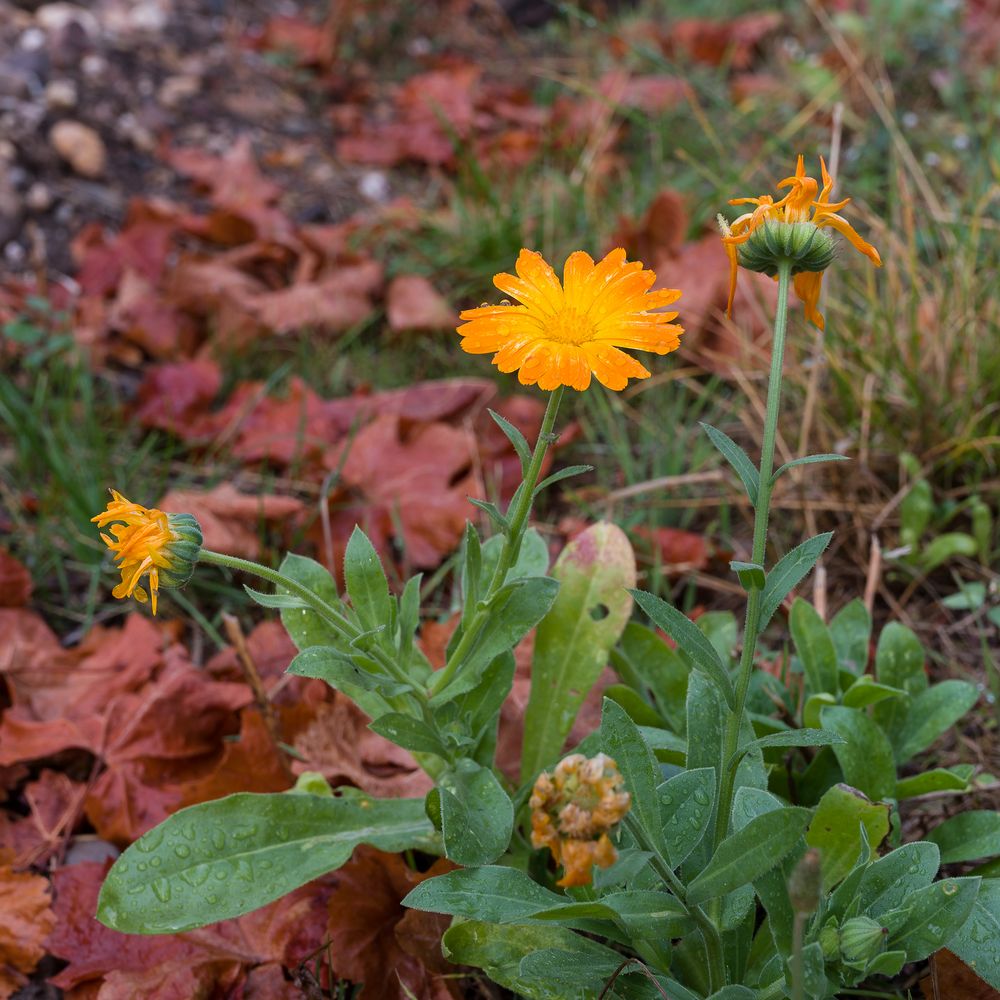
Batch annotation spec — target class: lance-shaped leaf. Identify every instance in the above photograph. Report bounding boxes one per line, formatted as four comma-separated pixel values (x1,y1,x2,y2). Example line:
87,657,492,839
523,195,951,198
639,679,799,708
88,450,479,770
948,877,1000,990
521,523,636,781
686,806,811,904
806,783,890,888
438,759,513,865
277,553,351,649
927,810,1000,864
700,421,759,505
97,792,436,934
790,598,839,695
631,590,736,708
821,705,897,802
759,532,833,628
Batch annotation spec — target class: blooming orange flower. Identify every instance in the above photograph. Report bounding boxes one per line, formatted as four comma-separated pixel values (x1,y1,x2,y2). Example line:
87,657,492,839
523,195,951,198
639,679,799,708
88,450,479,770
530,753,630,887
723,156,881,329
91,490,202,615
458,248,682,391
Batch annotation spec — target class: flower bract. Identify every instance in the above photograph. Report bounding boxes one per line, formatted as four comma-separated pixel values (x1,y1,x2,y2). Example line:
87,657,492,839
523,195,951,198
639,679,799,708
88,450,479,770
458,248,682,391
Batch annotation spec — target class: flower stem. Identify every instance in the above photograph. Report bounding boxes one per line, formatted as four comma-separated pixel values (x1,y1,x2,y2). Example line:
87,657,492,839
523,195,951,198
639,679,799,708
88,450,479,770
712,260,793,850
428,385,565,698
623,815,727,993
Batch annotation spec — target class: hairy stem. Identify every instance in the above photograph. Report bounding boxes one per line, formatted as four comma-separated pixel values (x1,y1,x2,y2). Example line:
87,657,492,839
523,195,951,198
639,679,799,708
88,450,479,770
428,385,565,697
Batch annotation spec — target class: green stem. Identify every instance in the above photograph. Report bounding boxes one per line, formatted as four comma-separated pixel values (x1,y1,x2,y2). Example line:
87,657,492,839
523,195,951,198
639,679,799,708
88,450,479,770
623,816,726,993
713,261,793,851
428,385,565,697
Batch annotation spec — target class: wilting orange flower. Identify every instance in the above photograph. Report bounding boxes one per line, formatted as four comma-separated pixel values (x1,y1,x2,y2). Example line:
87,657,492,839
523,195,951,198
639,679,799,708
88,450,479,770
723,155,882,329
530,753,631,887
458,248,682,391
91,490,202,615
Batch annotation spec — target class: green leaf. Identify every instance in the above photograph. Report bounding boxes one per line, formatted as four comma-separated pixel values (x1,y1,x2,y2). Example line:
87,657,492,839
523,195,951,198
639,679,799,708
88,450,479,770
368,713,449,758
790,599,839,695
900,479,933,550
731,561,765,591
441,920,625,1000
829,598,872,675
603,684,666,728
244,586,311,610
919,531,978,572
686,807,810,905
488,408,532,473
706,989,757,1000
841,675,906,708
770,453,849,485
277,553,349,649
600,699,664,856
855,841,940,916
631,589,736,708
892,679,979,764
613,623,690,734
949,878,1000,990
759,533,833,628
730,728,846,772
438,760,513,866
873,622,926,737
637,726,686,765
658,767,716,868
480,527,549,584
287,646,402,717
468,497,508,532
532,890,692,940
888,876,980,962
820,706,897,801
343,526,393,633
96,792,436,933
895,768,971,799
446,651,515,763
700,421,759,505
805,783,891,888
522,523,636,781
402,865,565,923
533,464,594,495
927,811,1000,863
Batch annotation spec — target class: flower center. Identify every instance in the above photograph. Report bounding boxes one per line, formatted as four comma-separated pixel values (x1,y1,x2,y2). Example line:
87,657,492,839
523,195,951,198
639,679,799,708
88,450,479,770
545,307,594,344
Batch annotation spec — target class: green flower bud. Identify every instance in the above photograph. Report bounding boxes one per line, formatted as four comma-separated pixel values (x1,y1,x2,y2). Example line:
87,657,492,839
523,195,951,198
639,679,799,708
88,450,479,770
819,917,840,959
291,771,333,796
737,221,836,277
839,915,888,966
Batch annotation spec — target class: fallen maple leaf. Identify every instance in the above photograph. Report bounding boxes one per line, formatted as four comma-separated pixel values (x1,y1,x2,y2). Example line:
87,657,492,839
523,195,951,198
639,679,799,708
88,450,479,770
329,414,478,569
0,551,31,608
633,525,710,572
0,768,86,868
134,359,223,437
0,864,55,1000
920,948,999,999
386,275,457,332
326,848,459,999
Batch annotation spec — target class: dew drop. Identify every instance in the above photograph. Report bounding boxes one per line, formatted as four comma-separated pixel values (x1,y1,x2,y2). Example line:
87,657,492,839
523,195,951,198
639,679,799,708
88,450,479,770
179,863,211,887
688,815,702,829
137,861,148,872
210,828,226,852
151,877,172,903
232,825,258,842
693,789,710,806
259,859,274,870
942,881,958,896
127,882,145,895
150,856,162,868
206,893,219,905
234,859,254,883
213,865,229,881
135,827,164,853
661,795,673,806
908,864,920,874
173,844,191,859
180,823,196,841
499,298,511,306
479,302,489,308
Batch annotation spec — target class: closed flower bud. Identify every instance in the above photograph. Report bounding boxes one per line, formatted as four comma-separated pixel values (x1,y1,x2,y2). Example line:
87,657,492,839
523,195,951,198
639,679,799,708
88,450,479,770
839,916,888,966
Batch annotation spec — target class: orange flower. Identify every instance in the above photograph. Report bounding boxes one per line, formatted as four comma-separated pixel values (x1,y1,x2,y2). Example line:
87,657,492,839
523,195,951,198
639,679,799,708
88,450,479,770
723,156,881,329
91,490,202,614
458,248,682,391
530,753,630,887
